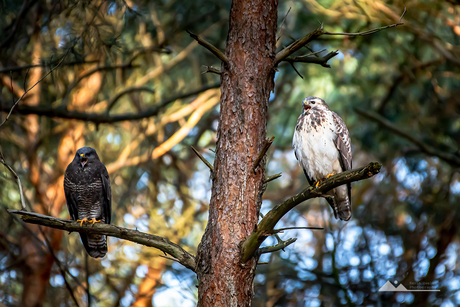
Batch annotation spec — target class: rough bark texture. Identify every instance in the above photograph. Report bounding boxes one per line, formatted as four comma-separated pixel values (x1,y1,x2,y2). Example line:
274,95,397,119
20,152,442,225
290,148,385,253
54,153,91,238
196,0,278,306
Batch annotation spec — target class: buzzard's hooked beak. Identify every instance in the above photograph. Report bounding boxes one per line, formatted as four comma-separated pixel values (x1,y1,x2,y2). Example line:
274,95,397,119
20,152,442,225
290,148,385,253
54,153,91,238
80,154,88,168
303,103,311,113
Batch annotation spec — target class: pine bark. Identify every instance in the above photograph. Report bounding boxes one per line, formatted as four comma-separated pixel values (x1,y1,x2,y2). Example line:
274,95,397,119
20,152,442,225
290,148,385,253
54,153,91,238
196,0,278,306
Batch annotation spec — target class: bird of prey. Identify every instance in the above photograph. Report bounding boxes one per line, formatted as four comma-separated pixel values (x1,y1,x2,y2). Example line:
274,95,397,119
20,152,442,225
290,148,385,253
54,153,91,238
292,97,352,221
64,147,111,258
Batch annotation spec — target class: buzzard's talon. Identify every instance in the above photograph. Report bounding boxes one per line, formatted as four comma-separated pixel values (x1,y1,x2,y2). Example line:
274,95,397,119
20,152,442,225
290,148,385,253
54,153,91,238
90,218,101,225
77,217,89,226
314,180,321,188
326,173,335,179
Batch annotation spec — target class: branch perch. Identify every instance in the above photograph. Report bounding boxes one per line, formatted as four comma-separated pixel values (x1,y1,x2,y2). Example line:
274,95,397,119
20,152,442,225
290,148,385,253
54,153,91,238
186,30,229,65
253,136,275,172
355,108,460,167
240,162,382,263
8,210,197,272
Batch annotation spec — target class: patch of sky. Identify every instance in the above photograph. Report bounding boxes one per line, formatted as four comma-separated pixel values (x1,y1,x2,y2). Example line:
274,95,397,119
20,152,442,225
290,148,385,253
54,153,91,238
108,2,117,15
363,269,374,281
440,300,456,307
298,257,318,271
135,215,149,232
255,274,266,284
69,268,79,277
136,265,148,278
322,255,332,274
123,213,135,225
304,298,321,307
123,245,139,261
451,180,460,195
298,270,317,281
136,172,149,190
120,291,133,307
325,233,334,251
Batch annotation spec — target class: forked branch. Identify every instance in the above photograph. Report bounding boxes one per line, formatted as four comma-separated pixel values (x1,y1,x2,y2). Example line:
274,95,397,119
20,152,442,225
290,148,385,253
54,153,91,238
9,210,197,272
241,162,382,262
275,8,406,65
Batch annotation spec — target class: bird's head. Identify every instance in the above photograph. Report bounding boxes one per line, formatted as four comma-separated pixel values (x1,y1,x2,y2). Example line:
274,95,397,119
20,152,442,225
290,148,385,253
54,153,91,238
75,147,100,168
302,96,329,114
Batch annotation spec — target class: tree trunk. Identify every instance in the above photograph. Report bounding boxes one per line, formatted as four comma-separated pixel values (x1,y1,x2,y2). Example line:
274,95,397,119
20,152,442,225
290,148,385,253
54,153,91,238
196,0,278,306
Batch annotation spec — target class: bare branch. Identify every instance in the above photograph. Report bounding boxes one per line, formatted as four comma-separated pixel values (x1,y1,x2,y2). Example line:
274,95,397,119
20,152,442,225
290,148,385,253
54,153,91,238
324,8,406,36
276,7,291,42
8,210,197,272
0,83,220,124
253,136,275,172
284,50,340,68
273,226,324,232
191,146,214,174
240,162,382,262
186,30,229,65
0,152,27,210
0,49,70,128
264,173,282,184
258,238,297,255
355,108,460,167
275,28,325,65
201,65,222,75
275,8,405,65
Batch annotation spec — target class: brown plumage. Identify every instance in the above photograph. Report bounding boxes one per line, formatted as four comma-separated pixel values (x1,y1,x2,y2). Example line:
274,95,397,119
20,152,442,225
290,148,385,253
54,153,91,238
64,147,111,258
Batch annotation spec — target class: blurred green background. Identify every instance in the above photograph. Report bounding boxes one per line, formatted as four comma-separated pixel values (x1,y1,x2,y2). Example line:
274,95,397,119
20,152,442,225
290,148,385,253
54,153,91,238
1,0,459,306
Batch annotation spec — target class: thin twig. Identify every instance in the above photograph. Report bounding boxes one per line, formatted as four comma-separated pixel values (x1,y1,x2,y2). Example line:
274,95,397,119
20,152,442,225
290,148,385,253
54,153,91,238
273,226,324,232
253,136,275,172
86,253,91,307
275,8,406,65
276,7,291,42
158,254,181,263
258,238,297,255
39,227,81,307
186,30,229,65
264,173,282,184
0,49,70,128
260,212,284,250
191,146,214,173
290,62,304,79
324,8,406,36
283,50,339,68
0,152,27,210
201,65,222,75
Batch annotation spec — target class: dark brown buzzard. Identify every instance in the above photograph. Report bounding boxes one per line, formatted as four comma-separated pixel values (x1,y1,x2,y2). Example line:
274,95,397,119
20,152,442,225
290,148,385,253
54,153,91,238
64,147,111,258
